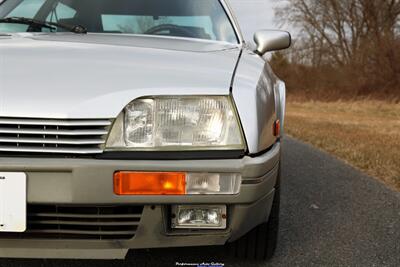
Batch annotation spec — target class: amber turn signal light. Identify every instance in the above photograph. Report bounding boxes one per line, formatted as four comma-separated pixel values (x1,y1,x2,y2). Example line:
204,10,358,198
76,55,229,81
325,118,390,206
273,120,281,137
113,172,186,195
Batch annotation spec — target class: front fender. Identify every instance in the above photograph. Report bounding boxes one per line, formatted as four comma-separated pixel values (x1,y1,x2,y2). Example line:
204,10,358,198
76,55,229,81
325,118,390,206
274,80,286,135
232,50,278,154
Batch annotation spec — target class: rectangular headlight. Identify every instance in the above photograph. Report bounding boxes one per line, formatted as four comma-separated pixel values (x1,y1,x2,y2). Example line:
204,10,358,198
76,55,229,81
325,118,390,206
106,96,244,151
171,205,227,229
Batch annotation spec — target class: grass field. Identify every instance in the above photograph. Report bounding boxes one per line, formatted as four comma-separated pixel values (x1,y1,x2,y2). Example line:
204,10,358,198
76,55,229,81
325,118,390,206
285,100,400,191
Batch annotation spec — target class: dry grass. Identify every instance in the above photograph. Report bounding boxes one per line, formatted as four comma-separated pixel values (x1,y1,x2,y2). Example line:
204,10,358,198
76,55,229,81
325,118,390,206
285,100,400,191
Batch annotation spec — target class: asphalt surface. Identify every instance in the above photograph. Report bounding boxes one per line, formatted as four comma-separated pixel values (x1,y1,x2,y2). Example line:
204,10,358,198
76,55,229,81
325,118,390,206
1,137,399,267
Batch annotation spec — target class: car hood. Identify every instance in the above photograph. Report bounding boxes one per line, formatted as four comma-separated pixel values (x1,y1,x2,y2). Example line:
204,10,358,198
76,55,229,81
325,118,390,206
0,33,241,118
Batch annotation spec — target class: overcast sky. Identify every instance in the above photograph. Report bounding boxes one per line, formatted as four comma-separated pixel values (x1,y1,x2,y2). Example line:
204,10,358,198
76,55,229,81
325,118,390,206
228,0,282,42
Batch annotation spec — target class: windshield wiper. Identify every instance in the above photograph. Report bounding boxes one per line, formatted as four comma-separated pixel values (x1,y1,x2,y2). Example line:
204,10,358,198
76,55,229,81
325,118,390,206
0,17,87,34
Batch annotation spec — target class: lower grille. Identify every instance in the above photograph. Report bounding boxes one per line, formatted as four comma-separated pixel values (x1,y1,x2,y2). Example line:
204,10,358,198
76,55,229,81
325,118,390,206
0,205,144,240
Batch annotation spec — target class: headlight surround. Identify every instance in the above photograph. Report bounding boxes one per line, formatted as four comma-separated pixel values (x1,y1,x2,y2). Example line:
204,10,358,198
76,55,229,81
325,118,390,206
106,96,245,151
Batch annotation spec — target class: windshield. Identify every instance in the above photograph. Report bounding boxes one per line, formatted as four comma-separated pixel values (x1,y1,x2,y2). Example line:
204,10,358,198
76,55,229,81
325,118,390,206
0,0,238,43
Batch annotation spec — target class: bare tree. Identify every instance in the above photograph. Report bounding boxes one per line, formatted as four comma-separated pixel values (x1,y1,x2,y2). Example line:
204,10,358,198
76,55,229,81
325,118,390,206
276,0,399,64
274,0,400,95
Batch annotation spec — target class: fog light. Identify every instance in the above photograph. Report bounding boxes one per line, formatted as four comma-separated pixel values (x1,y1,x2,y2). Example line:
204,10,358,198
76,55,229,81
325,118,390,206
171,205,227,229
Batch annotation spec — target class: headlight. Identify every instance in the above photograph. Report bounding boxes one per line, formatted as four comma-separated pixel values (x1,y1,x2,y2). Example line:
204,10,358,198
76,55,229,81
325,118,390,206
106,96,245,151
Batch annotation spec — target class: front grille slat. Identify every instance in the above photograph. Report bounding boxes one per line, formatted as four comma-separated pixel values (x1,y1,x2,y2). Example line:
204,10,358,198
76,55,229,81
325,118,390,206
0,118,112,127
27,229,138,236
0,128,108,136
28,213,142,219
0,205,144,240
0,118,110,155
29,220,141,226
0,146,103,154
0,137,105,145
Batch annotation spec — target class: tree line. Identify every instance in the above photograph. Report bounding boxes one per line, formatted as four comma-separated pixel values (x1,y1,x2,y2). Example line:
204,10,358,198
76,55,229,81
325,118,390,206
271,0,400,100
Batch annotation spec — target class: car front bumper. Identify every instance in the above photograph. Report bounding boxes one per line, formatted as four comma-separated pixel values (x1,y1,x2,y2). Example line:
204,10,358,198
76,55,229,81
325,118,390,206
0,142,281,259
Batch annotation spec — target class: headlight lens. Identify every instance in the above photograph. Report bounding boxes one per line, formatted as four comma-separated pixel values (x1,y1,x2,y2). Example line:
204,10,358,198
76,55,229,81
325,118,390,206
106,96,244,151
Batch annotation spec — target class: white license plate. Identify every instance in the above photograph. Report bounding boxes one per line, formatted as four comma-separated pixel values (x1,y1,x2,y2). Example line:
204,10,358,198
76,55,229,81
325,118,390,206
0,172,26,232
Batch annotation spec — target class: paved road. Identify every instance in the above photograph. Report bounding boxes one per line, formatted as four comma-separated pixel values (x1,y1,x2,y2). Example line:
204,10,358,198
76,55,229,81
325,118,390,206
1,138,399,267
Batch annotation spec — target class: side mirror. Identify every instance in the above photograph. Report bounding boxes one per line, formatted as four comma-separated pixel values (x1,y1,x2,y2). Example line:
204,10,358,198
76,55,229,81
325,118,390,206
253,30,291,56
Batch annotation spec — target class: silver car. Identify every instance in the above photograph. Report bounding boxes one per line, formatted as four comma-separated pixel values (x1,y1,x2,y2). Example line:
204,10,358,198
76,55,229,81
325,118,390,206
0,0,290,262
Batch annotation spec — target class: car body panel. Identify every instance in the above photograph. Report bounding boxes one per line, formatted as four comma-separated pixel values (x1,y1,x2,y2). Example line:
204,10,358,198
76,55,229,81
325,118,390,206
0,142,280,259
232,49,278,154
0,33,240,119
0,142,280,204
0,192,275,259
